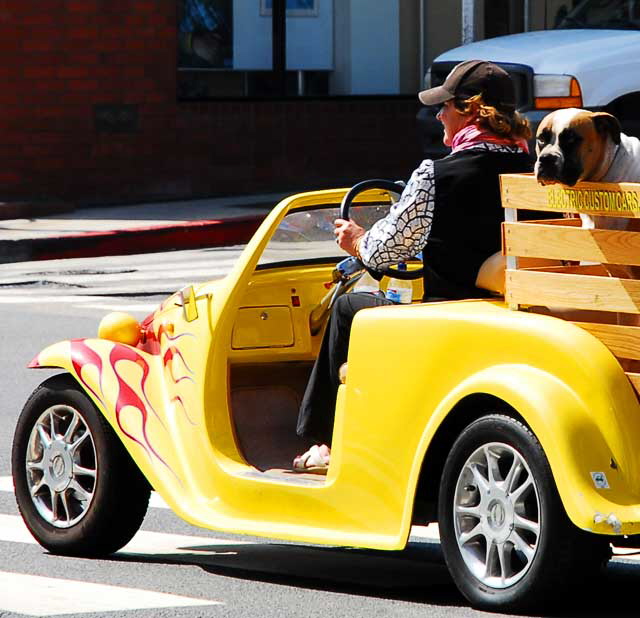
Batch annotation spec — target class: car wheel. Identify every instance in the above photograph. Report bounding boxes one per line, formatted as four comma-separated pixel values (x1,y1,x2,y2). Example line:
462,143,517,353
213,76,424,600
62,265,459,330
12,373,150,556
438,414,609,612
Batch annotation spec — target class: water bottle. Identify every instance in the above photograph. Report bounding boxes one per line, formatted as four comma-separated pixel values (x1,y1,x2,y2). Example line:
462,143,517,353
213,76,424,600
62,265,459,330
353,270,380,295
385,263,413,304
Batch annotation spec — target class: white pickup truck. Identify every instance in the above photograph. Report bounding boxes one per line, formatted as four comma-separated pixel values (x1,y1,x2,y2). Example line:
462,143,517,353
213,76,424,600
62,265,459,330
418,0,640,157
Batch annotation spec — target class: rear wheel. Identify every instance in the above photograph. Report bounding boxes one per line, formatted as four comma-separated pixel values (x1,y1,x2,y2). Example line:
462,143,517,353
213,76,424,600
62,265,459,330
438,414,610,612
12,373,150,556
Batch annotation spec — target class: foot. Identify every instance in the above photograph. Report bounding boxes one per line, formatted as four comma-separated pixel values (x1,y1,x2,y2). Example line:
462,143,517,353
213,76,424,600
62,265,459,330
292,444,331,475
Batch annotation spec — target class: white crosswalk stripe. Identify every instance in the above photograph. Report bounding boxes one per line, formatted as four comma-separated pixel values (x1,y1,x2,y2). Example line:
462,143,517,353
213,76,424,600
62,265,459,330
0,513,247,554
0,265,233,285
0,475,13,493
0,474,169,508
0,249,251,613
0,247,244,311
0,476,234,614
2,472,640,614
0,475,631,555
0,572,222,616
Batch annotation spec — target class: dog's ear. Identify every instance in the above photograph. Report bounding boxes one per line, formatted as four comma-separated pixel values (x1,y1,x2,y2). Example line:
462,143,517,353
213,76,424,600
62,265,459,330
592,112,621,145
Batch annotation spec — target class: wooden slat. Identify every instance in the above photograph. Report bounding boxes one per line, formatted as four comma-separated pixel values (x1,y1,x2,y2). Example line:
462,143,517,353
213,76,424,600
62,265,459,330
507,218,582,226
500,174,640,218
531,218,582,226
574,322,640,360
524,263,609,275
502,176,640,370
505,269,640,313
504,222,640,266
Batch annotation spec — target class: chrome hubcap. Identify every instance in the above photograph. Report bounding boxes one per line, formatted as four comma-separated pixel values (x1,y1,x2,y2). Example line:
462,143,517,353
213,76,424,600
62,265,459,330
25,405,97,528
453,442,541,589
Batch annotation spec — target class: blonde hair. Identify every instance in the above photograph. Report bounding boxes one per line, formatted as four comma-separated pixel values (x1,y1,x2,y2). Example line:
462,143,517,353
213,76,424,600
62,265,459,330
454,94,531,141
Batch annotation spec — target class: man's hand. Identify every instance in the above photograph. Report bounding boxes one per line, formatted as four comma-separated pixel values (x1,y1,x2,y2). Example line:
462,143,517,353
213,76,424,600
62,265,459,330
334,218,365,256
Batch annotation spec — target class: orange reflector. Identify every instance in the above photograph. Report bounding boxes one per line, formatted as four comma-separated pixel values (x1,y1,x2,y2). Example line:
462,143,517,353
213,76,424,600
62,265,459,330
534,78,582,110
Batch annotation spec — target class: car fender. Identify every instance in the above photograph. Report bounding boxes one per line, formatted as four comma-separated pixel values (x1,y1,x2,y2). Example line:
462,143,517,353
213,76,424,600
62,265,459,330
29,338,188,502
425,362,640,535
344,300,640,541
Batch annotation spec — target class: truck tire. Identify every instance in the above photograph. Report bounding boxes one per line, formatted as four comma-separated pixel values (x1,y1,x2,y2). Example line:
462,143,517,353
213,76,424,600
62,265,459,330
438,414,609,612
12,373,150,556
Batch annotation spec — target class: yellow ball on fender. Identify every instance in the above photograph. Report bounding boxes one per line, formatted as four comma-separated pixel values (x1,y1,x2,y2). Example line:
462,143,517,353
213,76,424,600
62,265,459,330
98,312,141,345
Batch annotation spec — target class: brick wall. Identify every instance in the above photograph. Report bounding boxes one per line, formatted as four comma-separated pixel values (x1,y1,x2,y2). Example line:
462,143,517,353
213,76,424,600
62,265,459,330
0,1,423,204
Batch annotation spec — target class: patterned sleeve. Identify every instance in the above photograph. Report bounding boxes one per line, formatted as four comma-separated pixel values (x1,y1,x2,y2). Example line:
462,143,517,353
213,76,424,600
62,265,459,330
358,159,435,270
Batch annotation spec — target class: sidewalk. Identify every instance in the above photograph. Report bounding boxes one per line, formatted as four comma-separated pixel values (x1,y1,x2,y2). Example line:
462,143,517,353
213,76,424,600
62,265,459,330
0,193,288,264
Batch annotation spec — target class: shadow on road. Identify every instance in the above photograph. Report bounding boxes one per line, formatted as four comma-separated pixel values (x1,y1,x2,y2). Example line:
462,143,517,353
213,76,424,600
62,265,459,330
107,540,640,617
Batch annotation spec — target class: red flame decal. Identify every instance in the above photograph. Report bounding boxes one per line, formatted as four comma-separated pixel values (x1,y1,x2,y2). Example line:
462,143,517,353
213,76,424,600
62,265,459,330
70,340,105,408
110,346,162,454
171,395,196,425
108,346,179,482
67,338,182,483
157,323,185,343
139,319,194,355
163,346,195,385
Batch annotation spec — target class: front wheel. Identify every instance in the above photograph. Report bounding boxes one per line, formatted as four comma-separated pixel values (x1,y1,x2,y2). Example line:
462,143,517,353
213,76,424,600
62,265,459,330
438,414,609,612
12,373,150,556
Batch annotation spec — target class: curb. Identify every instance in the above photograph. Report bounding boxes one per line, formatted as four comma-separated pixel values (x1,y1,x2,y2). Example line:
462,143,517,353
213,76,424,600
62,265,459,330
0,215,265,264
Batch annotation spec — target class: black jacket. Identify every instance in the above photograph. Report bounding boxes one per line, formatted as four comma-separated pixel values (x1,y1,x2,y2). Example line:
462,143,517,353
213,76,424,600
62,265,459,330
423,147,532,299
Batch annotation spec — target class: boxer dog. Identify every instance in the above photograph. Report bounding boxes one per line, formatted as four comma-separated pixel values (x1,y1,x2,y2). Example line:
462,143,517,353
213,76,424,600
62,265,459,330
478,109,640,294
535,107,640,225
534,108,640,331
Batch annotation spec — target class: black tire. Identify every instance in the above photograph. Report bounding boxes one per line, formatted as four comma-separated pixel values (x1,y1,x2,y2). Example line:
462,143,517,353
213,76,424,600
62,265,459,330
12,373,150,556
438,414,610,612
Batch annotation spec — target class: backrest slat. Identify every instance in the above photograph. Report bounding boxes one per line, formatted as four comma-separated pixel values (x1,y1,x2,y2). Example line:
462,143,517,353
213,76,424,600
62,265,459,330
504,221,640,266
500,173,640,384
506,270,640,314
500,173,640,217
573,322,640,361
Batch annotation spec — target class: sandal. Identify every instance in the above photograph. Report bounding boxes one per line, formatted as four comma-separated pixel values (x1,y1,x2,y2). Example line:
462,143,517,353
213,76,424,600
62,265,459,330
292,444,330,475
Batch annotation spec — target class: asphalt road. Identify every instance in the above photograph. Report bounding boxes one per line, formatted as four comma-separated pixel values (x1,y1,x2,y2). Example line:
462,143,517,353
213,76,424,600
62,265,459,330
1,249,640,617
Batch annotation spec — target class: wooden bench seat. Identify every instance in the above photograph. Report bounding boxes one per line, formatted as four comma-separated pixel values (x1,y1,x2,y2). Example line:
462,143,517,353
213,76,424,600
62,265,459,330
500,173,640,393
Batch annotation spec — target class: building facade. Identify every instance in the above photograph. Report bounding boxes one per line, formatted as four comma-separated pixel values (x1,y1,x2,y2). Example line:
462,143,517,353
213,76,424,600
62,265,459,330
0,1,573,204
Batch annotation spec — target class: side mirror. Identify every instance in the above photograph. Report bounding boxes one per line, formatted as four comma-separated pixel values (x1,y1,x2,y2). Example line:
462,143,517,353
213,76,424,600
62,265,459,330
180,286,198,322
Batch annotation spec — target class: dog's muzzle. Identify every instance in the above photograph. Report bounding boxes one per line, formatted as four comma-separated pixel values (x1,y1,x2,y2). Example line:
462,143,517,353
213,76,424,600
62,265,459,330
535,152,563,185
535,152,581,186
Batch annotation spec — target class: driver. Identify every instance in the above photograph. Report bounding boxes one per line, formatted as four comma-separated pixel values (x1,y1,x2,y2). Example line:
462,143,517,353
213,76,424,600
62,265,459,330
293,60,532,473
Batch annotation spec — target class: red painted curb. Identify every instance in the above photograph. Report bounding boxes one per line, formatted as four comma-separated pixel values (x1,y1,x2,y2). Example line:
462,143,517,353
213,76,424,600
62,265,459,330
5,215,265,263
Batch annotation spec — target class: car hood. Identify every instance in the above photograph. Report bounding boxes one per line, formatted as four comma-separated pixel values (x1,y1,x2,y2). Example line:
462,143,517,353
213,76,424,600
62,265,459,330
436,30,640,75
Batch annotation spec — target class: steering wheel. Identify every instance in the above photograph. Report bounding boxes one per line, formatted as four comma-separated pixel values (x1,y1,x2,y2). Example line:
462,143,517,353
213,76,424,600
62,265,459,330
339,179,423,280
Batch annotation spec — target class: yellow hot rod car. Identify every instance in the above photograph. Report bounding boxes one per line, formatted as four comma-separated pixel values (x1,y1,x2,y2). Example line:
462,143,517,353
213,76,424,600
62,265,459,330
12,175,640,612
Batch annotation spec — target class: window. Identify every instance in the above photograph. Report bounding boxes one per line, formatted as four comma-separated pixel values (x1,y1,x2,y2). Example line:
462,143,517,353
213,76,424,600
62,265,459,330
258,203,389,267
177,0,423,99
260,0,319,17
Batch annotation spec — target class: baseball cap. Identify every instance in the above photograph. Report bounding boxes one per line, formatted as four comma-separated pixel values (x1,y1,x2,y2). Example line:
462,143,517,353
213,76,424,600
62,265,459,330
419,60,516,110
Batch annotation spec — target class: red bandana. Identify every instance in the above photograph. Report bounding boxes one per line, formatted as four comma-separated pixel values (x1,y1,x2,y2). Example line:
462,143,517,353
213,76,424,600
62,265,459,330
450,124,529,154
